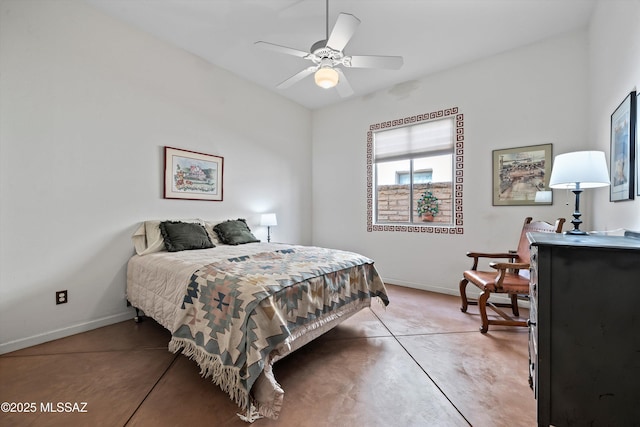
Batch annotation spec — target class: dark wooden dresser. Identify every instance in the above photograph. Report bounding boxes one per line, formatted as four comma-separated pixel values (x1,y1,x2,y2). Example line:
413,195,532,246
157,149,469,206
527,232,640,427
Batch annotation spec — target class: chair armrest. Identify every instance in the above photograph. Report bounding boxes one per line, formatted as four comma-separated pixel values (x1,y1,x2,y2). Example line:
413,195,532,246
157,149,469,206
465,252,516,270
489,261,530,271
466,252,515,258
489,262,530,275
489,261,530,288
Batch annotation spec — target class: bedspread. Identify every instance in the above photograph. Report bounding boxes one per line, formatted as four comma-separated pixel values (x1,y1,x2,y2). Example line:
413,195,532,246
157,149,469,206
167,245,388,420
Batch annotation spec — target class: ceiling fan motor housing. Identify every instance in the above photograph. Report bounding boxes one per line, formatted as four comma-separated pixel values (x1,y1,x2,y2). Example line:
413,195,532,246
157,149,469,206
309,40,345,67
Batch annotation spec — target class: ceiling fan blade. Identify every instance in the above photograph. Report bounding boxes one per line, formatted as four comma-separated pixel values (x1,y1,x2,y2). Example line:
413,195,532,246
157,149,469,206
347,55,404,69
326,13,360,52
276,66,317,89
335,68,354,98
254,41,309,58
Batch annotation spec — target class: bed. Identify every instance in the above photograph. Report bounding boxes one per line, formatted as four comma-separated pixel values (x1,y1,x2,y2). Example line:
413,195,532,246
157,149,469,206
126,219,389,422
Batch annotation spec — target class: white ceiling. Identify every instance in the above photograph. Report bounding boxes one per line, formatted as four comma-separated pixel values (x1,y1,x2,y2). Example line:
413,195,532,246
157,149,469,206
86,0,596,110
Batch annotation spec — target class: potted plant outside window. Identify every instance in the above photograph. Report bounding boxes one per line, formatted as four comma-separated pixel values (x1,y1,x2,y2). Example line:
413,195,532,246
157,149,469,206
417,187,439,221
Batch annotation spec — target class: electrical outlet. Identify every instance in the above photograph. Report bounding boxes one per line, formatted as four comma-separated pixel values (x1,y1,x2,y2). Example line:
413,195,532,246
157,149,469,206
56,290,68,305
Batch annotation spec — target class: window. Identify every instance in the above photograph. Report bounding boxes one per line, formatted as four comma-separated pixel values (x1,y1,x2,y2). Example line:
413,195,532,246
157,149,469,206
366,108,464,234
396,170,432,185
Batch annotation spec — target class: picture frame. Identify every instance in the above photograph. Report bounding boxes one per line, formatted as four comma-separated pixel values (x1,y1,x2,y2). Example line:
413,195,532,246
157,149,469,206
609,91,636,202
492,143,553,206
164,146,224,201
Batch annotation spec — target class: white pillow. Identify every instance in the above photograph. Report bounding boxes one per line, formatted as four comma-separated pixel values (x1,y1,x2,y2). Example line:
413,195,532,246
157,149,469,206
131,219,205,255
204,220,226,245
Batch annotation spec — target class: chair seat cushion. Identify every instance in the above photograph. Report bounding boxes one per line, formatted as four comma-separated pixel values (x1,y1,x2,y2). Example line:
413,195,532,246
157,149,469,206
463,270,529,293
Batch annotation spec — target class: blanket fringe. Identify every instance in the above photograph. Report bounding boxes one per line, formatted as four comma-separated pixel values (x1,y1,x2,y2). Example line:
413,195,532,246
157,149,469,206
374,295,388,309
237,404,263,423
285,299,369,346
169,337,249,411
169,297,381,423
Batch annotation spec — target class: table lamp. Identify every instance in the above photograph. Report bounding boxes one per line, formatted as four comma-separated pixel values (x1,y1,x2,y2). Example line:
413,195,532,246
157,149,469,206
260,213,277,242
548,151,610,235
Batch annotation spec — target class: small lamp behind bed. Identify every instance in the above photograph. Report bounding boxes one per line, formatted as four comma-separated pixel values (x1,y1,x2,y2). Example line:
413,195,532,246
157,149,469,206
260,213,278,242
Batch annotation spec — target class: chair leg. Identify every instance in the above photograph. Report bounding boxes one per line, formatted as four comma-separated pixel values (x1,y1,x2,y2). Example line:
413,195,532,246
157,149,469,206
478,290,491,333
459,278,469,313
510,294,520,317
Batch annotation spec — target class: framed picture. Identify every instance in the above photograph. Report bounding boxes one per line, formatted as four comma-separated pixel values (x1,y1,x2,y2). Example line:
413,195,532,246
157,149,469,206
492,143,553,206
637,91,639,197
609,91,636,201
164,146,224,201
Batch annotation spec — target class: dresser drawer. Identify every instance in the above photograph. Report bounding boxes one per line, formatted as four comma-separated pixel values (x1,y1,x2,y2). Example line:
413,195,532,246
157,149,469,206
528,244,538,394
529,245,538,305
528,294,538,394
528,325,537,394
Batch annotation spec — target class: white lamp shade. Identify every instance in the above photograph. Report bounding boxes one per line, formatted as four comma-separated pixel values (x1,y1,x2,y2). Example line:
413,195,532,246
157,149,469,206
314,67,339,89
549,151,610,189
260,213,277,227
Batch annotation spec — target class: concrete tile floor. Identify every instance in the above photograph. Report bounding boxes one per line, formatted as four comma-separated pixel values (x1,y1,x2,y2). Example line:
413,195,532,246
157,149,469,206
0,284,536,426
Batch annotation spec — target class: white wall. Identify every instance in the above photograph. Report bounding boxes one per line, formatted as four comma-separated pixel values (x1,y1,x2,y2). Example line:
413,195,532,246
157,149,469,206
0,0,311,353
2,0,637,354
312,31,590,294
589,0,640,232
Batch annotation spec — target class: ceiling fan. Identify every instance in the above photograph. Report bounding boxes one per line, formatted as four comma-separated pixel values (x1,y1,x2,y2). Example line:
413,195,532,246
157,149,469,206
255,0,403,97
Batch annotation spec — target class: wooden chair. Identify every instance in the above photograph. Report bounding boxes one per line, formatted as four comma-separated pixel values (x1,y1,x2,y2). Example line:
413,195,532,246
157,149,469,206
459,217,565,333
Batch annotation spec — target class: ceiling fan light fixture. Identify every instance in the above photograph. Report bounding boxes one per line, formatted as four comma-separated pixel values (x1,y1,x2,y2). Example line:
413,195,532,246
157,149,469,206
255,0,402,97
314,66,339,89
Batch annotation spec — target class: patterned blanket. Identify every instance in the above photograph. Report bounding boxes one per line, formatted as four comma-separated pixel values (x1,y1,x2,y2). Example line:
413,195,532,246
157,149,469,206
168,245,388,420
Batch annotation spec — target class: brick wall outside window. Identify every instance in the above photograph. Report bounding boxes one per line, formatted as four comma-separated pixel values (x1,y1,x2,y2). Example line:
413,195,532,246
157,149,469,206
376,182,452,224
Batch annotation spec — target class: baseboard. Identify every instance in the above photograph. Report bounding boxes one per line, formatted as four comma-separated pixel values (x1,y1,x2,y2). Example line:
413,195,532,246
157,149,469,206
383,278,530,308
385,279,460,296
1,280,528,354
0,310,135,355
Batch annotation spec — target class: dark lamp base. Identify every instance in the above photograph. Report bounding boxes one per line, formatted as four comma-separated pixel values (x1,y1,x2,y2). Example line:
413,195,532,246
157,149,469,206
565,229,588,235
